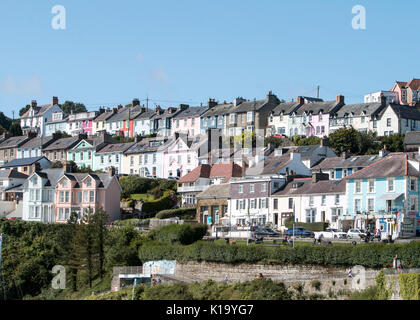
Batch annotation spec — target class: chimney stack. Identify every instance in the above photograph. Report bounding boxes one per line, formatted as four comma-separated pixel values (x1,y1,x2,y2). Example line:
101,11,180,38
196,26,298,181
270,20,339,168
297,96,305,105
320,138,329,147
336,95,345,104
108,166,116,177
234,97,246,107
208,98,218,109
117,105,123,110
179,104,189,111
32,162,41,173
31,100,37,108
52,96,59,106
341,151,350,159
132,98,140,107
380,95,387,107
312,172,329,183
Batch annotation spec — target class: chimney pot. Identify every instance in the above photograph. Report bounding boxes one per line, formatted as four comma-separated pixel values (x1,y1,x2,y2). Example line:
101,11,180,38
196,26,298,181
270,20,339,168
132,98,140,107
52,96,59,106
108,166,116,177
336,95,345,104
31,100,37,108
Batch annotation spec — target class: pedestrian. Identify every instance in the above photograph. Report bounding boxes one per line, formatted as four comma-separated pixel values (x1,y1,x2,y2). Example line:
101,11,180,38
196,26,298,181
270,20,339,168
347,268,353,278
257,273,264,279
224,275,228,284
158,278,161,284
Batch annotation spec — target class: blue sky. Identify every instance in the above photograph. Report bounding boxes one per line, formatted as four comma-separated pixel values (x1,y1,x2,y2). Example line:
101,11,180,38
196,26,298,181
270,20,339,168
0,0,418,117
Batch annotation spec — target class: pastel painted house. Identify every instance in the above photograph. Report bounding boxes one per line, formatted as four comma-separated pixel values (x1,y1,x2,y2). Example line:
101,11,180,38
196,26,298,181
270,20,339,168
22,168,64,223
267,100,303,136
17,134,60,159
343,153,419,238
200,101,232,135
54,167,122,223
20,97,64,136
67,132,114,169
291,95,344,138
94,142,135,174
45,111,69,136
172,106,208,137
67,111,100,136
271,174,346,231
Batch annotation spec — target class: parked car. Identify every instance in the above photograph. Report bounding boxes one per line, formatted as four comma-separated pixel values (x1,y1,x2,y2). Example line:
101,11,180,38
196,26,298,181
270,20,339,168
347,228,366,239
253,228,280,237
314,228,347,239
284,227,314,238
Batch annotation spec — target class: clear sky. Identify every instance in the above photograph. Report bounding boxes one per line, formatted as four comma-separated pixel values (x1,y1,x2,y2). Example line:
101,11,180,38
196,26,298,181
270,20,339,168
0,0,419,117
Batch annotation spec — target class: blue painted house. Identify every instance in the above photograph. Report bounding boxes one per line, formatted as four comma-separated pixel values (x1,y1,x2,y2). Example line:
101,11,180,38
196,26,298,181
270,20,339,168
343,153,419,239
200,101,233,135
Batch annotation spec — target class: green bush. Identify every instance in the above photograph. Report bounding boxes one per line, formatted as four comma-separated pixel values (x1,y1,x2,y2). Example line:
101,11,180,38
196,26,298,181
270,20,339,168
284,221,328,231
148,224,207,245
114,219,150,227
375,270,394,300
398,273,420,300
138,241,420,268
348,286,378,300
311,280,321,291
141,191,177,215
156,208,196,220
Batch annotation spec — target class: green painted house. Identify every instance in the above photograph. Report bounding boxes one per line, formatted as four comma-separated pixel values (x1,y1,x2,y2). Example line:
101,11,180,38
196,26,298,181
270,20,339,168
67,132,114,169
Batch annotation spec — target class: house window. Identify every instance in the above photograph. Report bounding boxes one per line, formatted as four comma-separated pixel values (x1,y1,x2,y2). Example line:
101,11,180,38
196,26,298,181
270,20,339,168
177,155,181,164
361,116,365,123
86,178,92,187
247,112,254,122
410,196,418,211
77,192,82,203
273,198,278,210
343,169,348,177
387,178,395,192
65,191,69,203
335,194,340,205
116,154,119,163
59,191,64,203
83,191,88,202
250,199,256,209
239,184,243,193
321,195,326,206
153,154,157,164
250,184,254,193
130,156,134,166
354,199,361,213
309,196,314,206
373,120,377,129
59,208,64,220
387,118,391,127
261,183,267,192
355,180,362,193
331,170,335,179
368,180,375,193
88,151,91,160
410,177,417,192
367,198,375,212
305,209,316,223
100,156,104,164
89,191,94,202
144,154,148,164
187,155,191,164
80,152,84,161
108,155,112,163
288,198,293,209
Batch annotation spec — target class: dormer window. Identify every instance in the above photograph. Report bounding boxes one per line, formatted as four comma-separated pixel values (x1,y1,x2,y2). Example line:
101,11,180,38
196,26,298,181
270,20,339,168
86,178,92,187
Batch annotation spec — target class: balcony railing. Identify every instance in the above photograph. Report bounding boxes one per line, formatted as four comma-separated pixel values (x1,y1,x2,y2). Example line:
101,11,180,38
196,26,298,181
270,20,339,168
178,185,207,193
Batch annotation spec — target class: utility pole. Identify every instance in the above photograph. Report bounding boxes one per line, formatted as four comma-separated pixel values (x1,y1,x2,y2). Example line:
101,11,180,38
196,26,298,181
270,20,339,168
12,111,14,120
146,96,149,111
317,85,320,99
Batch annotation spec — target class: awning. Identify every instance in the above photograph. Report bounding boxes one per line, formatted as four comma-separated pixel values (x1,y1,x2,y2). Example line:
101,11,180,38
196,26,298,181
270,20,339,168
378,193,404,201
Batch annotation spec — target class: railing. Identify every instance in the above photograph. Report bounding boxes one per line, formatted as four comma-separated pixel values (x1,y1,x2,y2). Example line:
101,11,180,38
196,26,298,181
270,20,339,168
178,185,206,193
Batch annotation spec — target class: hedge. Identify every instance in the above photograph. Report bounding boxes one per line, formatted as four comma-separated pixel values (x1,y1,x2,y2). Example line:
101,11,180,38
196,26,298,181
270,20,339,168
141,191,177,215
155,208,196,219
284,222,328,231
148,223,207,245
114,219,150,227
399,273,420,300
138,241,420,268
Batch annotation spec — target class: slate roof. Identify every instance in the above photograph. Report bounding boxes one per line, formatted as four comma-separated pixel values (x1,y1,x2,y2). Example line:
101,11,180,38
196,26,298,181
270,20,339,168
123,137,171,154
19,136,56,149
150,107,182,120
0,136,31,149
271,102,303,116
0,169,28,179
94,110,115,122
381,104,420,121
295,100,342,116
311,154,384,170
107,106,144,122
196,184,231,199
96,142,135,154
229,99,267,113
332,102,385,118
45,114,69,124
344,154,420,179
43,136,81,151
201,103,234,117
60,173,115,189
22,168,64,188
273,178,346,196
1,156,50,168
245,153,292,176
172,106,208,119
404,131,420,145
133,110,155,120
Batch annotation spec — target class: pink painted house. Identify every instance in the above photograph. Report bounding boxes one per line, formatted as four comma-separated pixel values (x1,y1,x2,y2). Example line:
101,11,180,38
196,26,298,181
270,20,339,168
162,134,206,178
67,111,102,137
171,106,208,137
295,95,345,138
54,166,121,223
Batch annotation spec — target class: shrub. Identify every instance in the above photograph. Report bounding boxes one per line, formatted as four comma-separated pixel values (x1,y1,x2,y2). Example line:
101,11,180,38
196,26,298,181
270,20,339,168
311,280,321,291
284,222,328,231
348,286,378,300
114,219,150,227
375,270,393,300
141,191,176,215
156,208,196,220
148,223,207,245
398,273,420,300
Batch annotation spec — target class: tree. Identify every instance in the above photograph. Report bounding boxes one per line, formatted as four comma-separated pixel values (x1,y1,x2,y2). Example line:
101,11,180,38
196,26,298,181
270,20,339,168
356,131,382,155
293,135,321,146
380,134,404,153
328,127,360,155
8,121,22,136
91,208,109,279
59,101,87,114
19,105,30,117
